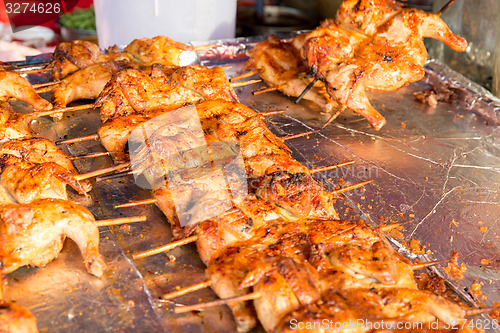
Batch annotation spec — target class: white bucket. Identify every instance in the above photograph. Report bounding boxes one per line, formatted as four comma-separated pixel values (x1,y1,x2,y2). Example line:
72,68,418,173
94,0,237,48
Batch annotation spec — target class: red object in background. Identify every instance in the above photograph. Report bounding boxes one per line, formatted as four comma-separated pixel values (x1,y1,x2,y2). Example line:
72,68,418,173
0,0,93,30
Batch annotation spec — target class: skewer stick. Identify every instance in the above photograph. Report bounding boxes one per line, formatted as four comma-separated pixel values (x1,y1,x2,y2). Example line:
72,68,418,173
74,162,131,181
114,198,158,209
258,110,284,117
96,169,135,182
436,0,456,16
295,77,319,104
412,260,450,270
32,81,61,89
34,86,57,94
193,44,219,51
330,180,373,195
5,61,51,71
162,281,212,300
229,70,258,82
252,85,285,96
230,79,262,88
35,103,95,118
174,291,261,314
322,105,346,129
12,67,52,74
69,151,110,161
309,160,355,174
465,306,500,316
282,130,320,141
56,134,99,145
96,215,147,227
133,235,199,260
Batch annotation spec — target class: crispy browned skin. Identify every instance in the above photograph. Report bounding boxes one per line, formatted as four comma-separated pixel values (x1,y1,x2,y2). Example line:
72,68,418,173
96,65,237,122
51,60,137,108
0,71,52,111
124,36,194,66
0,199,105,277
50,36,193,80
0,138,91,201
243,35,336,112
302,6,467,130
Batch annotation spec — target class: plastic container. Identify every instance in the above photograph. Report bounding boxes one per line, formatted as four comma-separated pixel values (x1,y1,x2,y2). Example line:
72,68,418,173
94,0,237,48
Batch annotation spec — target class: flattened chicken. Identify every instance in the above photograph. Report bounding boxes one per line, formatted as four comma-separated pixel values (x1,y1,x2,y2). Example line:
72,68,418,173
124,36,194,66
0,102,33,143
0,199,105,277
0,138,92,194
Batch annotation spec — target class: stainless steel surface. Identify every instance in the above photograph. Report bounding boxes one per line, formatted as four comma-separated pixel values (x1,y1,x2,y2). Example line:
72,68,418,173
3,37,500,332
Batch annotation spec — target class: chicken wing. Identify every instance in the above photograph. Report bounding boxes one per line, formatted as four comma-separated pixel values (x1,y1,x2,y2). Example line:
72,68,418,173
0,71,52,111
0,199,105,277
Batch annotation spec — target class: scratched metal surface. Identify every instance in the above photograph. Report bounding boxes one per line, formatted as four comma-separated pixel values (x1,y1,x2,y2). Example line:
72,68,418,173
2,36,499,333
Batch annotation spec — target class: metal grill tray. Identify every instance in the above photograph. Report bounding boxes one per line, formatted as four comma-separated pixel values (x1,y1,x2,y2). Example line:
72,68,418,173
4,35,499,332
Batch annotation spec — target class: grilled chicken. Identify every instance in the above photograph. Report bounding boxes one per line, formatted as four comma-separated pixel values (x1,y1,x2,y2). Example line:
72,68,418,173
96,65,237,122
302,8,467,130
0,71,52,111
243,35,336,112
51,40,104,80
51,60,137,108
124,36,194,66
276,287,470,333
0,199,105,277
0,138,92,200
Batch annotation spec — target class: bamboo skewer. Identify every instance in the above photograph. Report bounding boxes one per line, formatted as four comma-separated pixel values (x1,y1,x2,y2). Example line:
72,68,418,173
96,169,134,182
163,281,212,300
34,86,57,94
35,103,95,119
252,85,285,96
281,130,320,141
69,151,110,161
229,70,258,82
96,215,147,227
230,79,262,88
56,134,99,145
309,160,355,174
322,105,347,129
32,81,61,89
411,260,451,270
5,61,51,71
74,162,131,181
330,180,373,195
133,235,199,260
114,198,158,209
174,291,261,314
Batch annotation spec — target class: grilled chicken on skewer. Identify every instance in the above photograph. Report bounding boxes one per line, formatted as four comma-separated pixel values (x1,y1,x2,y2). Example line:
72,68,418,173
51,36,194,80
242,35,336,112
0,138,92,202
0,198,105,277
96,65,238,122
0,70,52,111
302,6,467,130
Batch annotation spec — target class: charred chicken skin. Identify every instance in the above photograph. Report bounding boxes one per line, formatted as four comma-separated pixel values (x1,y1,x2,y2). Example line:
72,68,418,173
0,138,91,202
0,198,105,277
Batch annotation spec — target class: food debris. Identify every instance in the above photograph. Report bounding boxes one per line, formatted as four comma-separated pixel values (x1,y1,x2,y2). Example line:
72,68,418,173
400,122,406,128
449,219,459,227
167,253,176,263
416,272,447,295
468,279,487,302
443,251,467,280
413,89,438,106
479,226,488,233
410,240,425,254
480,259,493,265
119,224,131,232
